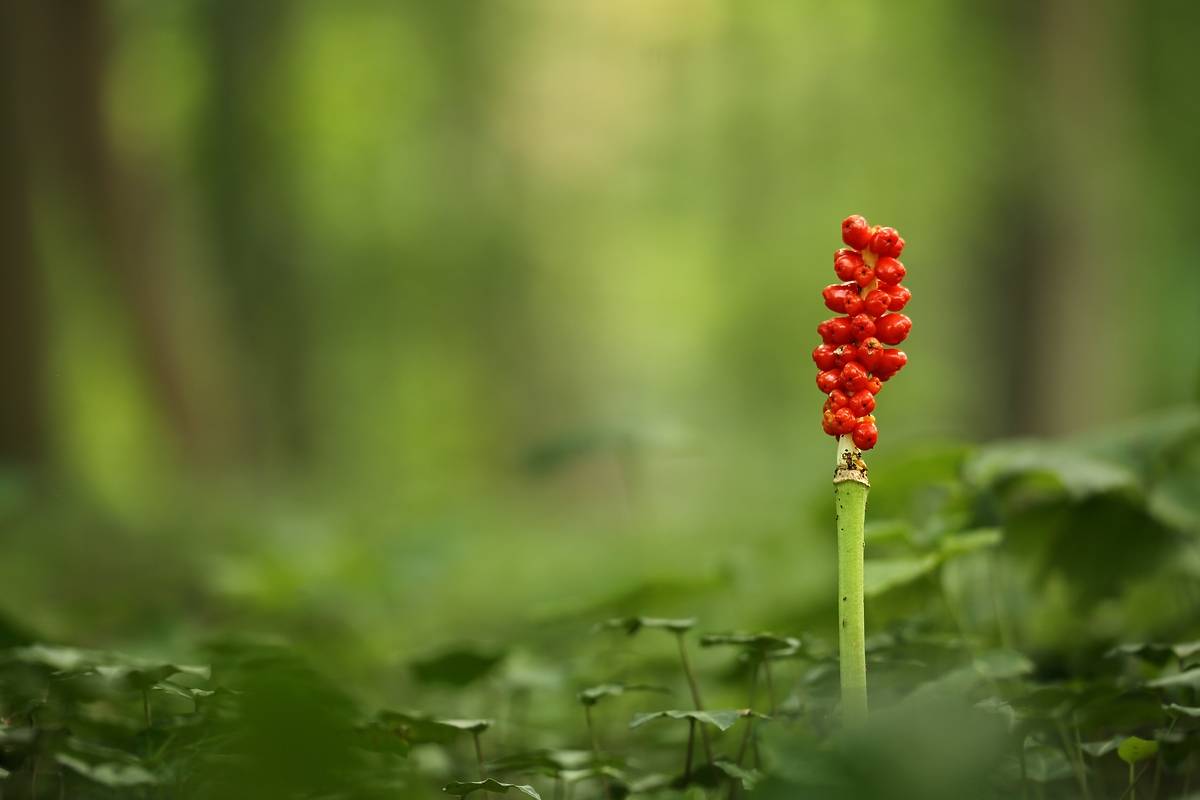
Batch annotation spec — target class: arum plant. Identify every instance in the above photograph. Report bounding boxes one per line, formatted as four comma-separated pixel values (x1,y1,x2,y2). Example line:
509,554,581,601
815,216,914,727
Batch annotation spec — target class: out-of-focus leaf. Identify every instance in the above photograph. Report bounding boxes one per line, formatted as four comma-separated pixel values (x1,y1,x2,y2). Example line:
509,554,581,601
1118,736,1160,764
1146,669,1200,690
999,744,1075,782
412,648,505,687
354,721,411,757
152,680,215,702
1166,704,1200,718
628,709,746,731
714,760,763,789
489,750,624,776
1109,642,1200,666
699,632,800,652
863,555,939,597
603,617,695,635
577,683,667,705
92,662,210,691
55,754,157,787
376,712,492,744
444,778,541,799
1081,736,1125,757
939,529,1002,558
865,521,917,547
973,650,1034,680
967,443,1142,500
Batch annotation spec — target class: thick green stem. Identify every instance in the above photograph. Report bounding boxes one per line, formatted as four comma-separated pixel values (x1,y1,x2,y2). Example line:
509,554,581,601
834,436,868,729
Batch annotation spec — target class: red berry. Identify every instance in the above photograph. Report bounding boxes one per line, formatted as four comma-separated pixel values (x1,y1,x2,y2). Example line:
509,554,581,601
869,227,904,258
816,369,842,393
874,257,906,286
841,215,872,250
842,289,865,316
818,317,855,345
884,283,911,311
822,283,848,312
849,390,876,416
834,249,864,282
856,337,883,371
840,361,870,393
864,289,891,317
866,376,883,395
828,389,850,410
849,313,876,342
835,344,859,368
812,344,838,371
852,419,878,450
852,264,875,287
822,409,839,436
875,313,912,345
875,348,907,380
833,408,858,435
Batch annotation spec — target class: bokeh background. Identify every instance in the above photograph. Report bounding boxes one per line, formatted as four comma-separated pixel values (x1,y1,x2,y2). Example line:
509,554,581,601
1,0,1199,696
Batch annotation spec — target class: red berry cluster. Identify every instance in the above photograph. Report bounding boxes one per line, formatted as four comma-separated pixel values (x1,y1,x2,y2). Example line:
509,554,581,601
814,216,911,451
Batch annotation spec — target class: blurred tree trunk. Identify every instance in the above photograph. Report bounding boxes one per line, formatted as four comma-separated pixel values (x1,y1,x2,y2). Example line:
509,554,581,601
0,5,45,468
0,0,220,468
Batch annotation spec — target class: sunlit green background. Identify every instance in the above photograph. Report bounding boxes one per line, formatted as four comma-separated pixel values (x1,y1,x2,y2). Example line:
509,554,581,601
1,0,1198,697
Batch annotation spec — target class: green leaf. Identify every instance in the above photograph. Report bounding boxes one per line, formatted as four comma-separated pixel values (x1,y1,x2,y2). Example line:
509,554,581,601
488,750,624,776
151,681,215,702
604,617,695,635
973,650,1035,680
444,779,542,799
1118,736,1160,765
577,683,667,706
863,555,940,597
699,633,799,652
939,528,1003,558
55,754,157,787
1002,744,1076,782
1146,669,1200,690
375,712,492,743
1081,736,1125,757
628,709,746,731
714,760,763,790
412,648,505,687
1165,704,1200,718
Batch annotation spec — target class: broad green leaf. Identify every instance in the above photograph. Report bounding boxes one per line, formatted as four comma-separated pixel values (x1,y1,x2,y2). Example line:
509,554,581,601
376,712,492,743
1165,704,1200,718
863,555,940,597
444,779,541,799
966,443,1142,500
974,650,1034,680
699,633,799,652
1118,736,1160,764
488,750,624,776
604,617,695,635
628,709,745,731
864,520,916,546
999,744,1075,782
1146,669,1200,690
354,721,411,757
714,760,763,789
412,649,505,687
559,765,627,784
55,754,157,787
152,681,215,702
1110,642,1200,666
577,683,667,706
1081,737,1125,757
91,662,210,691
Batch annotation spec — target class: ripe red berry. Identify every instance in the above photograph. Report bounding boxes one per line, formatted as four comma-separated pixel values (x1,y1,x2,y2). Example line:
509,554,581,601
833,408,858,435
816,369,842,393
818,317,855,345
884,283,911,311
835,344,859,368
840,361,870,393
874,257,906,286
856,337,883,371
875,348,907,380
822,409,839,436
852,419,878,450
852,264,875,287
864,289,891,317
822,283,848,312
866,376,883,395
841,215,872,250
849,389,876,416
869,227,904,258
849,313,876,342
834,249,864,282
842,290,865,316
875,313,912,345
828,389,850,409
812,344,838,371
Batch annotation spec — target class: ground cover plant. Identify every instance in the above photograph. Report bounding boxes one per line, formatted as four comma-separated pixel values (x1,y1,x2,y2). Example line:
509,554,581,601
2,406,1200,799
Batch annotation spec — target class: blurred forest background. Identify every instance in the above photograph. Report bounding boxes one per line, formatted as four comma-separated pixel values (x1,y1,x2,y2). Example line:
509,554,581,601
1,0,1199,700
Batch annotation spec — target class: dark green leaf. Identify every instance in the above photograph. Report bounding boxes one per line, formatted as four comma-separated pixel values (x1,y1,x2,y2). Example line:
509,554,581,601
714,760,763,790
973,651,1034,680
412,648,505,686
699,632,800,652
577,683,667,705
628,709,746,731
863,555,940,597
444,779,541,799
604,617,695,635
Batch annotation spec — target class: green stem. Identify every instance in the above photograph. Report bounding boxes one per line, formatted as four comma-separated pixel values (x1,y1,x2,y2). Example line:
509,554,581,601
683,718,695,788
473,731,493,800
834,436,869,729
675,632,714,767
584,705,612,800
143,689,151,729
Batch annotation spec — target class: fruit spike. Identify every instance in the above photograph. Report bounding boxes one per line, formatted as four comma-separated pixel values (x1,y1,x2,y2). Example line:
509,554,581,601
816,216,913,450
